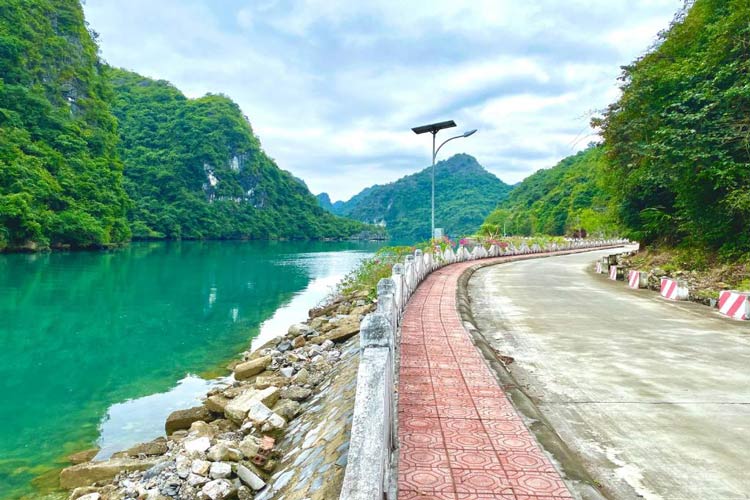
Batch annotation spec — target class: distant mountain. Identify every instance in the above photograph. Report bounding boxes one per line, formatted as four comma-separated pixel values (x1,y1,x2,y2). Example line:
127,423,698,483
318,154,512,241
316,193,346,215
480,146,619,237
109,68,380,241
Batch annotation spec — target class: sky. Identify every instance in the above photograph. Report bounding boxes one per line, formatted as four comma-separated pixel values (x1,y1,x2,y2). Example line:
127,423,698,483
83,0,684,201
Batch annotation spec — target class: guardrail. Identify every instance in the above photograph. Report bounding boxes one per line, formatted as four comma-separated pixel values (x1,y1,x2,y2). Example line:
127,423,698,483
339,239,629,500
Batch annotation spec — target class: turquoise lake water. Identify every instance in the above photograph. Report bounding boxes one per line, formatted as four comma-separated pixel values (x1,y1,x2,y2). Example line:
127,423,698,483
0,240,379,499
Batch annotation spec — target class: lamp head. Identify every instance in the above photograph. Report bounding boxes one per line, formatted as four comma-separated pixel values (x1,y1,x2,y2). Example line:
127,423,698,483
463,129,478,137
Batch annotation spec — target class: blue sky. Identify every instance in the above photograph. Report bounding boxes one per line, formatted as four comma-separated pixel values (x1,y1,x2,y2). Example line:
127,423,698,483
84,0,683,200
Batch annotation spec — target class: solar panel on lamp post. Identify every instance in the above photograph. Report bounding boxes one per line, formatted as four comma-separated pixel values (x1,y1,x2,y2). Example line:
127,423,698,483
411,121,478,240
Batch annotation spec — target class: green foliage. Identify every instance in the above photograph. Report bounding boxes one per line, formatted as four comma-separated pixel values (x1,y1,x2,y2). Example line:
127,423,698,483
597,0,750,256
480,147,619,238
320,154,512,241
339,244,424,298
110,68,380,241
0,0,130,250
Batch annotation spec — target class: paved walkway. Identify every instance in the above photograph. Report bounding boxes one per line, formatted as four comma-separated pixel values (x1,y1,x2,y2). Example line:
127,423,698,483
397,260,573,500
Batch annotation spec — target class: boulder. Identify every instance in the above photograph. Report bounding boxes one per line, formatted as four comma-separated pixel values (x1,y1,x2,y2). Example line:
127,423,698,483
309,317,327,330
165,406,214,435
118,437,168,457
254,375,288,389
67,448,99,465
209,462,232,479
279,366,294,378
325,315,360,342
287,323,314,337
350,304,374,317
224,387,279,423
292,335,306,348
202,479,235,500
245,401,286,429
183,436,212,454
175,454,192,478
234,356,271,380
280,385,312,402
205,394,230,414
207,442,243,462
189,420,216,438
187,472,210,487
191,459,211,476
238,436,260,458
76,493,101,500
237,464,266,491
292,368,309,385
272,399,301,421
59,457,161,489
276,341,293,352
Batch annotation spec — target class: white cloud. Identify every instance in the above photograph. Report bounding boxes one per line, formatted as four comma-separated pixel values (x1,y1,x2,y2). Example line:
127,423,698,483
84,0,682,200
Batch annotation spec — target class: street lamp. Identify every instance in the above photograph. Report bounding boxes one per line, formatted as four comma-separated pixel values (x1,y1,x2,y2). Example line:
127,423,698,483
411,121,478,240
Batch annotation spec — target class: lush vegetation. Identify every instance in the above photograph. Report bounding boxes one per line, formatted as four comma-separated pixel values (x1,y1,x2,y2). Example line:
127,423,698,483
110,68,379,241
480,147,619,238
318,153,512,241
0,0,130,251
0,0,378,251
595,0,750,259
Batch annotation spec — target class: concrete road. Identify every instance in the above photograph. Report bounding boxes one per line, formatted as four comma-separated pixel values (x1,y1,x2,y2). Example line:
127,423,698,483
468,247,750,500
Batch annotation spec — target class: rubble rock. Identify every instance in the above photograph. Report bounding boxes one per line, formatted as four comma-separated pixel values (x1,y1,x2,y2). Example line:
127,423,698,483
165,406,215,435
207,443,243,462
201,479,235,500
234,356,271,380
209,462,232,479
280,385,312,402
60,457,161,489
224,387,280,423
237,464,266,491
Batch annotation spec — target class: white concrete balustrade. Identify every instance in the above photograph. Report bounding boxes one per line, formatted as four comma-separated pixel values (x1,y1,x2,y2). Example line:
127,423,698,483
339,238,627,500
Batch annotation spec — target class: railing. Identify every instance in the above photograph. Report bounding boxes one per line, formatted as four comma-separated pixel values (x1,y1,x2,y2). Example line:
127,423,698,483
338,239,629,500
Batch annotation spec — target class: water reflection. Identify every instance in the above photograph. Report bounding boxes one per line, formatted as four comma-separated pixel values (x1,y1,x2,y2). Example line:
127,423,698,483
0,240,380,499
96,375,226,459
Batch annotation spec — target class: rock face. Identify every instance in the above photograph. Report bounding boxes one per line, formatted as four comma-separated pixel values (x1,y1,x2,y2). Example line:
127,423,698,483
59,457,162,489
165,406,214,435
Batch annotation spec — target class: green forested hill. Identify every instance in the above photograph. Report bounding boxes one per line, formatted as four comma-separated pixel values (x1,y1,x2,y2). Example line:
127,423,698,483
0,0,375,250
480,147,619,238
110,68,373,240
0,0,130,250
318,154,512,241
597,0,750,257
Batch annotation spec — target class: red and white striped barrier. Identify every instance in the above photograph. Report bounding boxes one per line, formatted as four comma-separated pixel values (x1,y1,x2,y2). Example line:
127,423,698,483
628,270,646,289
660,278,689,301
609,265,618,280
595,261,603,274
718,291,750,320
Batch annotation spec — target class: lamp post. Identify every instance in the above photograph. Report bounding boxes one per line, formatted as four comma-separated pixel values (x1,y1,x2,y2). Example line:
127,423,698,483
411,120,477,240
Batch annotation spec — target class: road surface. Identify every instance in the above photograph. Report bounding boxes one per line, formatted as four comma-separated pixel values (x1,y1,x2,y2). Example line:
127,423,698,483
468,248,750,500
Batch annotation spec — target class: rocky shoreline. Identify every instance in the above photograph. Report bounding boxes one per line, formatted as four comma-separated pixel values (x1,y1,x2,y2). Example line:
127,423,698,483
59,289,374,500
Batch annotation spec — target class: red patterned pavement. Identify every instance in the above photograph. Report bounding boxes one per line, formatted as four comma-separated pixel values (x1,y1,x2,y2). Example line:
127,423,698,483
397,259,573,500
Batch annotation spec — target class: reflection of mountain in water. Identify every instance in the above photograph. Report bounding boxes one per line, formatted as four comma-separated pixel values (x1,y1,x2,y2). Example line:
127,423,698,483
0,240,380,499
